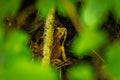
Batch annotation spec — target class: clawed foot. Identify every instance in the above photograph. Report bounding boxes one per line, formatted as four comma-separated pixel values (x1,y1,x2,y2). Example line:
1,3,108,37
51,58,78,69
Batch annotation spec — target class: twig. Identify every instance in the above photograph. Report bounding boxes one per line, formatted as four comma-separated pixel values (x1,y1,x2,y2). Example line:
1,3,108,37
91,49,106,64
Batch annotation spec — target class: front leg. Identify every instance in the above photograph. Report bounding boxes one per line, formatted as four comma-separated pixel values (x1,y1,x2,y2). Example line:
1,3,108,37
61,46,67,61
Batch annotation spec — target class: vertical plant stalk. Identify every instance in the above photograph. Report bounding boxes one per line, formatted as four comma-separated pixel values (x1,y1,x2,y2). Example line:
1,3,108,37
42,8,55,66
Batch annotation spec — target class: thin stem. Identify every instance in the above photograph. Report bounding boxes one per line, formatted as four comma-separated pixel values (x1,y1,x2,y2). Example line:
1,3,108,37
42,8,55,66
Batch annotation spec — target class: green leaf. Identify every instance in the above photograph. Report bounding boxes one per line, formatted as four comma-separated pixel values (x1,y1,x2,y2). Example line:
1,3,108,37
81,0,110,30
3,60,59,80
37,0,55,18
0,28,59,80
0,23,4,47
3,30,32,63
37,0,76,18
0,0,21,18
72,29,107,56
56,2,68,17
105,41,120,80
56,0,76,17
113,0,120,20
68,64,95,80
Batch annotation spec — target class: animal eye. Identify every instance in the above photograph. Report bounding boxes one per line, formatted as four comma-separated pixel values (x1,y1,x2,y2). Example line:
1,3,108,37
59,32,62,35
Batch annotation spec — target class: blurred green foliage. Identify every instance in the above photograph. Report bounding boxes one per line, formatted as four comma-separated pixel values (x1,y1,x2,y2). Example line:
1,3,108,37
105,41,120,80
37,0,76,18
68,64,95,80
0,25,59,80
81,0,110,30
37,0,55,18
0,0,21,19
1,61,59,80
72,29,107,56
113,0,120,19
0,23,4,46
0,0,120,80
